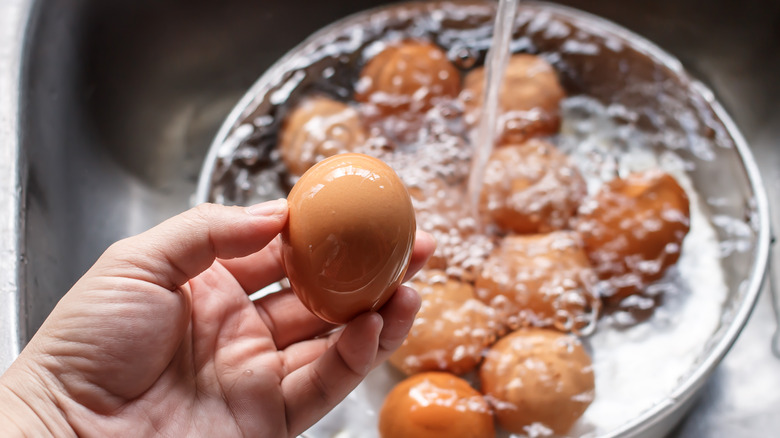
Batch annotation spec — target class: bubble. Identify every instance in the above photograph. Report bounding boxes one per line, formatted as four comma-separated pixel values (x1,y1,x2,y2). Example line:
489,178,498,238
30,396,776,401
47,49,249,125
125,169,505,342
449,45,479,69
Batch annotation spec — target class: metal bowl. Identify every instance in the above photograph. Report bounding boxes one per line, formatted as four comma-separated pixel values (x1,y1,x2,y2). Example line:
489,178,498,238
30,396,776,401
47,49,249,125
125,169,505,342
195,1,771,436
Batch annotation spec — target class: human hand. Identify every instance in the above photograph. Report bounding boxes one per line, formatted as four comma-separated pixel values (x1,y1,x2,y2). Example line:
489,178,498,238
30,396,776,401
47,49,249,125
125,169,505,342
0,200,435,437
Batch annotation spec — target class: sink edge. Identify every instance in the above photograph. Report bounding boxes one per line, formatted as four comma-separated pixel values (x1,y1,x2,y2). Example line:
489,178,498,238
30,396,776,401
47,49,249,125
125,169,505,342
0,0,34,373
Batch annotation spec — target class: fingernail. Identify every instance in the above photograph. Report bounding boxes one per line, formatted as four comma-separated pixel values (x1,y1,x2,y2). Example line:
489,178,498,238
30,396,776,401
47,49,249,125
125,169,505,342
246,198,287,217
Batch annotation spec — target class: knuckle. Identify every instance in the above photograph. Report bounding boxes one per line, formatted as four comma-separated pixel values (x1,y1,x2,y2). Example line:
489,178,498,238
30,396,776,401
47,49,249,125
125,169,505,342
102,237,136,261
190,203,220,224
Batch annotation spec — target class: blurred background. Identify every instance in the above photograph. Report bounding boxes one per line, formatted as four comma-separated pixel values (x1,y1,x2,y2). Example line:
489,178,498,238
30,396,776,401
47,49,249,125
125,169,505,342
5,0,780,436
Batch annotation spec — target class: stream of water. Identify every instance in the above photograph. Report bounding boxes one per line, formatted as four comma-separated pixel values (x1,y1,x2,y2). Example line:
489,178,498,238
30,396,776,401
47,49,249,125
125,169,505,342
466,0,519,219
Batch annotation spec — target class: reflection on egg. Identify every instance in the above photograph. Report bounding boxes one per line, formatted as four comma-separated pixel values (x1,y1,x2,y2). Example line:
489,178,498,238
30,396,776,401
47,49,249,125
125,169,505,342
282,153,416,324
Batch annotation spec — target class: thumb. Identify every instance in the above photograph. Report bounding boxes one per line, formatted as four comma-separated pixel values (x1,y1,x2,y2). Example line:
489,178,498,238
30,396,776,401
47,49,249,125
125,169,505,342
90,199,288,289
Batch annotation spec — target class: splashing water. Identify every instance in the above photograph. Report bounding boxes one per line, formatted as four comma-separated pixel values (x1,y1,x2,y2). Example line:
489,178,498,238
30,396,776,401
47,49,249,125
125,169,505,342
466,0,519,220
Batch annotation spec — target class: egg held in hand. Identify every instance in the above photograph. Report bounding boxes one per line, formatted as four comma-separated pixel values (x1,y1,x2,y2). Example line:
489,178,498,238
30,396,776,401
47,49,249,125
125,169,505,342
281,153,417,324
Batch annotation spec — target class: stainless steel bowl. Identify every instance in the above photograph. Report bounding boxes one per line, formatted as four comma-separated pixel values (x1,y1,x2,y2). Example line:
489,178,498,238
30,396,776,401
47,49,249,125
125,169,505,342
196,2,770,436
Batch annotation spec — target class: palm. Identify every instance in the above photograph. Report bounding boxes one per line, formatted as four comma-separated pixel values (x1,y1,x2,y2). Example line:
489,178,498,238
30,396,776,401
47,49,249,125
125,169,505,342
144,262,294,437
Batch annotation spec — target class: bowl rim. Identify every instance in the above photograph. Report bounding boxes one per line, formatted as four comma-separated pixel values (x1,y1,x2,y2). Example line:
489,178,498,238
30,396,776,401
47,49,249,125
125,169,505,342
194,2,772,436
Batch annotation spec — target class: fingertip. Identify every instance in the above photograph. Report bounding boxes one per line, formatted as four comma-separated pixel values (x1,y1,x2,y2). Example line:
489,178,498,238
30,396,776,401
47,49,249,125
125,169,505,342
351,311,384,335
405,230,436,282
415,230,437,258
369,312,385,336
397,285,422,317
246,198,288,218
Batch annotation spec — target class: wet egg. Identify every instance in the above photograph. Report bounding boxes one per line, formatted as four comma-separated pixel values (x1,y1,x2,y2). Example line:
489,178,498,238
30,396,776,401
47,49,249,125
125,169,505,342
475,231,600,334
479,138,587,234
576,170,691,303
355,40,461,116
480,328,595,435
279,96,368,176
389,270,502,375
379,372,495,438
282,153,416,324
407,176,494,283
461,54,565,145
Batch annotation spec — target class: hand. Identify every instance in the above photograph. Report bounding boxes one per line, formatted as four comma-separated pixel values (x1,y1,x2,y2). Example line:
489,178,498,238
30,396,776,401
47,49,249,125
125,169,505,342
0,200,435,437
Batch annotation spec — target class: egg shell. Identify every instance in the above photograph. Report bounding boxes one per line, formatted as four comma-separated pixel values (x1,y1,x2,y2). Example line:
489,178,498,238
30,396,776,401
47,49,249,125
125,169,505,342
475,231,600,333
282,153,416,324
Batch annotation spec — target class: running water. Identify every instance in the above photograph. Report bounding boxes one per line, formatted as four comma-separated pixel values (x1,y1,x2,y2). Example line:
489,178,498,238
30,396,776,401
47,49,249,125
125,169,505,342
466,0,519,220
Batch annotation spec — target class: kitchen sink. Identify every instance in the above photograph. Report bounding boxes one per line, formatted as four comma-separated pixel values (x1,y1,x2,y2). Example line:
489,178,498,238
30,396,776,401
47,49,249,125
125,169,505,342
1,0,779,436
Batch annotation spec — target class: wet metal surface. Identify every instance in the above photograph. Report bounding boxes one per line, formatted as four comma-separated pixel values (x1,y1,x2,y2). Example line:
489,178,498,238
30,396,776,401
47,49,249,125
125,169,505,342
0,0,29,373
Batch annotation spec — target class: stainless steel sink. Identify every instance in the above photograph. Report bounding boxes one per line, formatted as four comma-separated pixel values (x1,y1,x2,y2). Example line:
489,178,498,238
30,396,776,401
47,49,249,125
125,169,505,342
1,0,779,436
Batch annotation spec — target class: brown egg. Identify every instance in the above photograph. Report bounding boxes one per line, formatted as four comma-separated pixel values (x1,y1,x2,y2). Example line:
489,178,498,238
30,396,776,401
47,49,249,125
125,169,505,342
480,328,595,435
479,139,587,234
355,40,461,116
475,231,600,334
576,170,691,303
389,270,502,375
462,54,565,145
282,153,416,324
379,372,495,438
279,96,368,176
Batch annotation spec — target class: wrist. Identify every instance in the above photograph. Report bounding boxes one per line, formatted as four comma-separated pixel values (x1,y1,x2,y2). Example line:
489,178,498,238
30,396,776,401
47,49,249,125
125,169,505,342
0,362,75,437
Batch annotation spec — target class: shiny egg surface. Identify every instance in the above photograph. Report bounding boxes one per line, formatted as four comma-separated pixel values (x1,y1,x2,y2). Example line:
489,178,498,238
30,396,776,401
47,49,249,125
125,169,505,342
282,153,416,324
